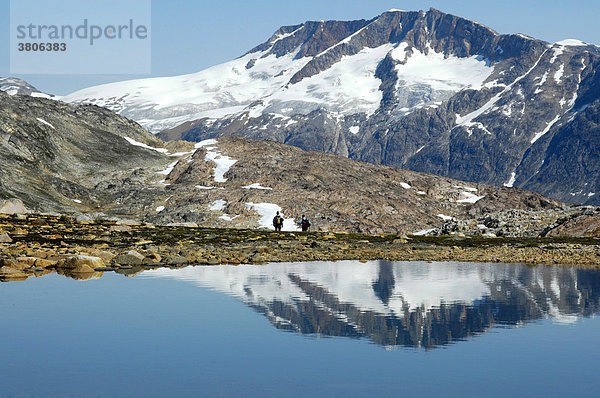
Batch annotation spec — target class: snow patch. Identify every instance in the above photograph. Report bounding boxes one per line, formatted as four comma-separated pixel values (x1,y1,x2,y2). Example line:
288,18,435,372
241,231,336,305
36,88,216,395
349,126,360,135
453,185,478,192
550,46,563,64
195,139,217,148
71,199,82,204
156,206,165,212
504,172,517,188
413,228,435,236
535,71,548,89
124,136,169,153
392,43,493,95
30,92,53,99
553,64,564,84
209,199,227,211
198,143,237,183
271,26,303,44
400,182,411,189
195,185,221,190
245,202,300,231
556,39,587,46
242,183,273,190
157,160,179,176
456,192,485,204
273,43,395,117
531,114,561,144
36,118,55,129
437,214,454,221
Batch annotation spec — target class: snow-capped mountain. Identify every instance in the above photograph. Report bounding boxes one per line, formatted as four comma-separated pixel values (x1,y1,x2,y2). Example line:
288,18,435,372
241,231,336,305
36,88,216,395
61,8,600,205
144,261,600,348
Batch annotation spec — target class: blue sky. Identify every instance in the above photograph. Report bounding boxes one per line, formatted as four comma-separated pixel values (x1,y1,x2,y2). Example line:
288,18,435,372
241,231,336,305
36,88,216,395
2,0,599,95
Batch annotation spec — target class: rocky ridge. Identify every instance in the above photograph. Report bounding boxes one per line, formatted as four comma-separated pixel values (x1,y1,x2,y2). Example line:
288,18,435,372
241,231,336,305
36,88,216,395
0,77,47,97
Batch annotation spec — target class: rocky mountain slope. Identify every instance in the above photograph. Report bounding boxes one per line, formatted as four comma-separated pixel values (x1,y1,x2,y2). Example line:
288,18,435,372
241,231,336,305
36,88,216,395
1,91,572,234
61,8,600,206
0,91,183,215
149,136,562,234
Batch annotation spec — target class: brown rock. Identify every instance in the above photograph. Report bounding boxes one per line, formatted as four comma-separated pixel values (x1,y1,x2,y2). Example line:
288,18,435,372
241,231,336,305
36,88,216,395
0,265,27,275
41,234,63,240
0,257,36,270
0,233,12,243
114,250,145,265
34,258,58,268
0,198,29,214
109,225,133,232
145,252,162,262
116,219,141,226
71,264,96,273
59,255,105,269
165,255,187,265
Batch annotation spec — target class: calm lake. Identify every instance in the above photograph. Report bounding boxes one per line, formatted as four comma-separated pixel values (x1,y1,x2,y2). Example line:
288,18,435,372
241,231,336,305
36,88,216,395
2,260,599,397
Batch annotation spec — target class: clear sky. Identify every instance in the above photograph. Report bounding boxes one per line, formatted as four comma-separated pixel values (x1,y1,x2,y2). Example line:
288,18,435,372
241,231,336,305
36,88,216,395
1,0,599,95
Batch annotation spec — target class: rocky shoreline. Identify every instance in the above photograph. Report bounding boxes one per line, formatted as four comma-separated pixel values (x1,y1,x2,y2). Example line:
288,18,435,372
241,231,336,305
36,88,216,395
1,213,599,282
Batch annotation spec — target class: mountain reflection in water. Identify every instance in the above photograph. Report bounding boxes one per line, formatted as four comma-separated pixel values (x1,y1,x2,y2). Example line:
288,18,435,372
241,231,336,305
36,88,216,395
142,261,600,349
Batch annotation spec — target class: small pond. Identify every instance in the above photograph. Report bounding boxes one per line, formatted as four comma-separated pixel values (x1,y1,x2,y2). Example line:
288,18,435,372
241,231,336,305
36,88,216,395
2,261,599,397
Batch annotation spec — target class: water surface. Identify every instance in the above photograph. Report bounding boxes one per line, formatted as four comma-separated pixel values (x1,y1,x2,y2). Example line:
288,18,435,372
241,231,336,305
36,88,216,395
1,261,599,397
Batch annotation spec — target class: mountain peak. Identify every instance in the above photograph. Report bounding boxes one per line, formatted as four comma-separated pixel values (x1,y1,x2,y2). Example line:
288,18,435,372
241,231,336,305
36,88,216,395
59,10,600,206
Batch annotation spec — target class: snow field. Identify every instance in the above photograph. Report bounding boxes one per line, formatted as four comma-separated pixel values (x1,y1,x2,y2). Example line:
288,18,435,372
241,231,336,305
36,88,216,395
245,202,300,231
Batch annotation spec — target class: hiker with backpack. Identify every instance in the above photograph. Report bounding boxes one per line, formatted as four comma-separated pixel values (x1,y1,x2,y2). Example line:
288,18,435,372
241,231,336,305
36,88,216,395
273,211,284,231
300,215,311,232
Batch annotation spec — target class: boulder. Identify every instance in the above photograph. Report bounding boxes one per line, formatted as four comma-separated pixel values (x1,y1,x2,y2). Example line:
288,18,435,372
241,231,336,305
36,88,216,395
0,257,36,270
59,255,105,270
0,199,29,214
164,255,187,265
0,233,13,243
113,249,145,265
109,225,133,232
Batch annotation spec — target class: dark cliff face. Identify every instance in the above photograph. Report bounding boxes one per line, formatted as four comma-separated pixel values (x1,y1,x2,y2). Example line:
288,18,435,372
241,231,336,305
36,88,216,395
159,8,600,205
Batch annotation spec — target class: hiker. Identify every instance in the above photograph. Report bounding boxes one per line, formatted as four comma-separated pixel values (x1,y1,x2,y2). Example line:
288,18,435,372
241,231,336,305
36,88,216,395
273,211,284,231
299,215,311,232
